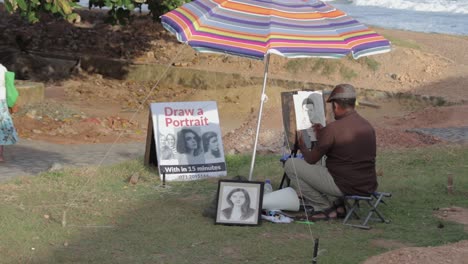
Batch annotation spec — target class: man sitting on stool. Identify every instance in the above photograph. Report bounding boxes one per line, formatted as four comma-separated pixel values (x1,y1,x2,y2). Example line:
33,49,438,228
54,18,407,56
285,84,378,221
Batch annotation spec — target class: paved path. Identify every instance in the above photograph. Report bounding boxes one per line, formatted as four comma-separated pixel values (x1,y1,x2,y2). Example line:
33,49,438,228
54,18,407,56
1,127,466,182
408,127,468,143
0,140,145,182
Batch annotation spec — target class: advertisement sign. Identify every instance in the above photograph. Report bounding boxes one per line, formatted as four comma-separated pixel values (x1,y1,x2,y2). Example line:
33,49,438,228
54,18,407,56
150,101,227,181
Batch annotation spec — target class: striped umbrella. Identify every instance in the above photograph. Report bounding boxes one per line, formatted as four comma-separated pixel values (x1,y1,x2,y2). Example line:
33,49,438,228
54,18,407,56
161,0,391,180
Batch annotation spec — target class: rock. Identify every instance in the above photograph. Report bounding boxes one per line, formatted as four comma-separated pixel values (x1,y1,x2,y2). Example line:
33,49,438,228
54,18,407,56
173,62,190,67
49,163,64,172
128,173,139,185
227,149,237,155
26,110,37,119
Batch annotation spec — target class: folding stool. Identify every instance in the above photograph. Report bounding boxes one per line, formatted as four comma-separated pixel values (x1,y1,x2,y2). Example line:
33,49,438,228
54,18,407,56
342,192,392,230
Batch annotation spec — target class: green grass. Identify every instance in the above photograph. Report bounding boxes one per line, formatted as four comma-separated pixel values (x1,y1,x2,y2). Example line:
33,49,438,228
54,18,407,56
284,58,370,80
311,58,340,76
339,66,358,80
357,57,380,71
383,34,421,49
285,59,310,74
1,146,467,263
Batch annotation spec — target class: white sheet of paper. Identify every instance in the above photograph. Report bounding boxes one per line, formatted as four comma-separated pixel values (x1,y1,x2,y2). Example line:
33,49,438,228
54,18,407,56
293,91,326,142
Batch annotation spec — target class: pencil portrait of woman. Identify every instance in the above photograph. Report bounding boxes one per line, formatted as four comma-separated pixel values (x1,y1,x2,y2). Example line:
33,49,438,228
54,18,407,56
161,133,177,160
202,131,221,160
220,188,256,222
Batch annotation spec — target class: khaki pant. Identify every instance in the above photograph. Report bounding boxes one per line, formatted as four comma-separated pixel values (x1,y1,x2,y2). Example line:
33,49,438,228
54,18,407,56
285,158,343,211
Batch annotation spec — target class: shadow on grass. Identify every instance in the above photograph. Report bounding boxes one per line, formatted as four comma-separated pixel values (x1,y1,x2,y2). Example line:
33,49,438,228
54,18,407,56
0,141,145,182
0,143,71,179
1,150,468,263
0,5,178,81
402,75,468,105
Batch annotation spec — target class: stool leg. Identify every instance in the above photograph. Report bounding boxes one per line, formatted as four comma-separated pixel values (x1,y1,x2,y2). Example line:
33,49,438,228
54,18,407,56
343,200,360,225
361,200,375,227
368,195,390,223
361,195,390,227
343,198,373,229
343,193,391,229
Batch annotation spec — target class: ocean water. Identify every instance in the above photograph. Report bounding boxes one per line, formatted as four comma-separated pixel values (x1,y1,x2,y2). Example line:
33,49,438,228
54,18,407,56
76,0,467,36
324,0,468,36
2,0,467,36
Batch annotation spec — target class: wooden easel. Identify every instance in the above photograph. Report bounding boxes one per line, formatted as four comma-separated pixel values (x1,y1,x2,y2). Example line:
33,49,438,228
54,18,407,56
278,90,327,189
144,108,166,186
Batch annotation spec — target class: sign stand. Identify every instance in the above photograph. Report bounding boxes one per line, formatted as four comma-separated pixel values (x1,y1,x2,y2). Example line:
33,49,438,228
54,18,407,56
144,109,166,187
144,109,166,188
144,110,158,168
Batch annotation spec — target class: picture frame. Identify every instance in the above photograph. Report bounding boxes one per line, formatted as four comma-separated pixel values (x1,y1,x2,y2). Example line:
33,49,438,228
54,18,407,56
215,180,264,226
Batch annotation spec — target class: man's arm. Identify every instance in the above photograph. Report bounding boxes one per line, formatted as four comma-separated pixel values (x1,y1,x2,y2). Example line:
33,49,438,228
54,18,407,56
297,125,324,164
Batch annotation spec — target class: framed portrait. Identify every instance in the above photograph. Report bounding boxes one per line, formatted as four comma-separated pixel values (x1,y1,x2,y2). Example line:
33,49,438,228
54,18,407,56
215,180,264,226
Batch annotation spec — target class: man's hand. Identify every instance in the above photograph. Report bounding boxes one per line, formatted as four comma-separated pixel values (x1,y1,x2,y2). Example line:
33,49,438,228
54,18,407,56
296,130,323,165
9,105,19,114
296,130,306,149
313,123,323,134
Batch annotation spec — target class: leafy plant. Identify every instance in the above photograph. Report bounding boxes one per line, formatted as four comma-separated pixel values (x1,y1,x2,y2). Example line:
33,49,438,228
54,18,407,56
4,0,192,25
102,0,192,23
4,0,80,23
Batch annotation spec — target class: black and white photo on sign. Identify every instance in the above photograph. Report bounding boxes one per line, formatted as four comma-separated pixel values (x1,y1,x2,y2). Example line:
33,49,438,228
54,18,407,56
151,101,227,181
201,131,222,160
176,127,205,164
160,133,178,160
293,91,326,143
216,181,262,225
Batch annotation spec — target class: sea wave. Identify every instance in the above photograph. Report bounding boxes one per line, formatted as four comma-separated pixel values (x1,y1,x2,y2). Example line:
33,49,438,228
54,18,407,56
350,0,468,14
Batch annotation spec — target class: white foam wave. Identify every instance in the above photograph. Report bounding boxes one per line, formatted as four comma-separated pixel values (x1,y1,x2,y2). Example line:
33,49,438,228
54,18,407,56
351,0,468,14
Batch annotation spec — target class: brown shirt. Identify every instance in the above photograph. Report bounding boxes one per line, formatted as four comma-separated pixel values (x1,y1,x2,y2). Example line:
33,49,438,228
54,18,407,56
316,110,378,195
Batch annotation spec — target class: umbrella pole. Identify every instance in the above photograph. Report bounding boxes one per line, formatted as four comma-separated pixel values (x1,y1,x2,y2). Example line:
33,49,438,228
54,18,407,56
248,53,270,181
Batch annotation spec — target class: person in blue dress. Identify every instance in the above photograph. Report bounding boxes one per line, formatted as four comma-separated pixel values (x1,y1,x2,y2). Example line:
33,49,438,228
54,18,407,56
0,64,19,162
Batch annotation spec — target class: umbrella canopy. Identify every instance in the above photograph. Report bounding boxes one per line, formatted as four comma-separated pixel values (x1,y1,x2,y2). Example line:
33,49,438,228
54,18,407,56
161,0,391,181
161,0,391,60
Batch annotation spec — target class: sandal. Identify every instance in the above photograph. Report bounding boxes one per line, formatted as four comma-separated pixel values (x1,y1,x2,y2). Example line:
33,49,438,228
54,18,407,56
333,199,347,219
307,206,338,222
335,206,346,219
